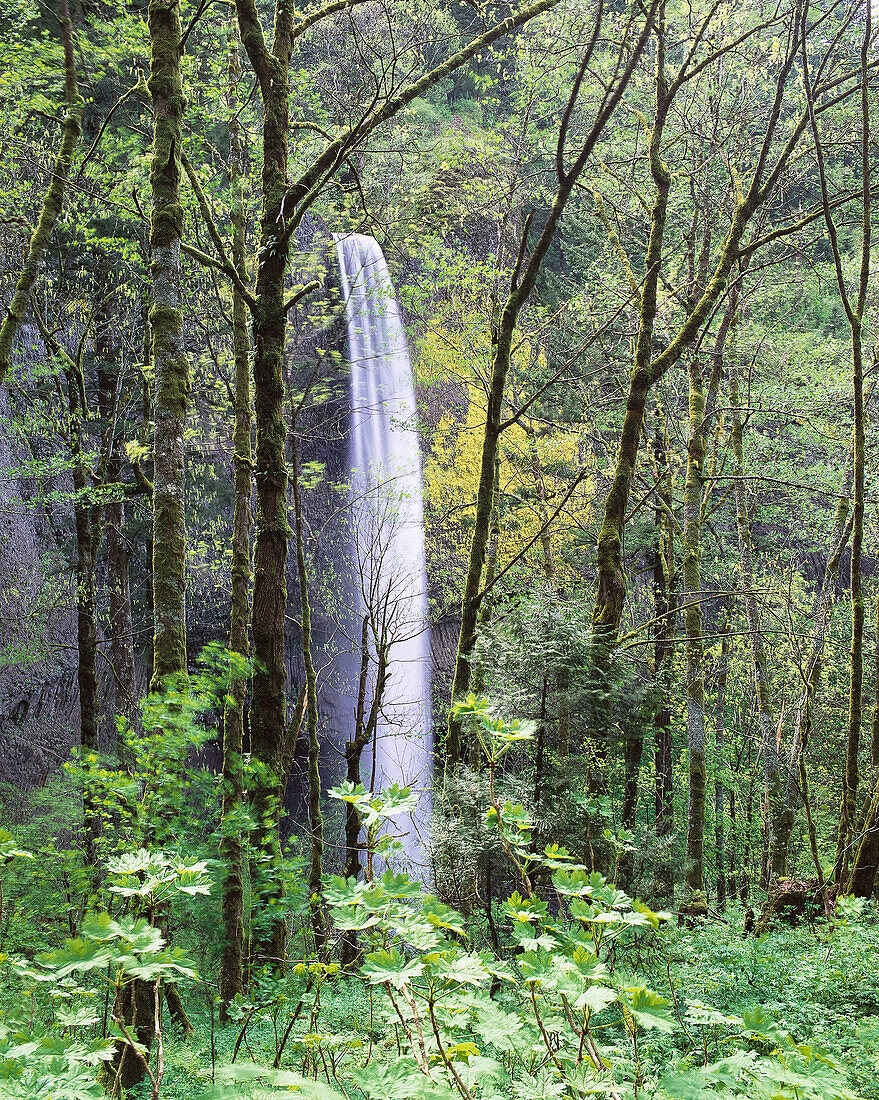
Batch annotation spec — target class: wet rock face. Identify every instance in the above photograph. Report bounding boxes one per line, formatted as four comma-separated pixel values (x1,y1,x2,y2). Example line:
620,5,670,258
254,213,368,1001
0,378,79,792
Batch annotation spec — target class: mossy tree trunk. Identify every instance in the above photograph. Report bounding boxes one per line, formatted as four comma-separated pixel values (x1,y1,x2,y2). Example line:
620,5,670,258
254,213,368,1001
681,349,707,910
714,605,730,909
148,0,189,687
680,267,736,910
0,0,82,387
848,604,879,896
651,398,676,903
849,777,879,897
232,0,297,971
109,1,191,1085
220,21,252,1016
593,0,669,645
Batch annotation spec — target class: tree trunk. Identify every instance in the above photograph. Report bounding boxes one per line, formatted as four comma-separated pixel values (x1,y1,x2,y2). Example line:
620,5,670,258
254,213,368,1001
714,606,730,909
34,317,101,865
96,288,139,764
149,0,189,687
652,398,675,904
220,20,252,1016
593,7,670,641
774,485,851,876
799,0,870,889
681,351,707,913
848,777,879,896
233,0,295,969
838,326,864,885
291,420,324,957
847,592,879,896
730,373,785,884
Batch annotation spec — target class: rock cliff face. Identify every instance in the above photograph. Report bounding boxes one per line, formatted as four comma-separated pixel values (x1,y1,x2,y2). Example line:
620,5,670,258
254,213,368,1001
0,380,79,791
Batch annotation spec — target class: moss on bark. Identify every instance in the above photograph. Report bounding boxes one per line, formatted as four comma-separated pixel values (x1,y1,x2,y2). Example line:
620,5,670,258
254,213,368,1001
148,0,189,687
220,22,251,1016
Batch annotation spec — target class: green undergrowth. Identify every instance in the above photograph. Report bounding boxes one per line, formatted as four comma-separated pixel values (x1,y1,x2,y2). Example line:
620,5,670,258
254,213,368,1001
0,690,876,1099
4,913,875,1100
659,902,879,1100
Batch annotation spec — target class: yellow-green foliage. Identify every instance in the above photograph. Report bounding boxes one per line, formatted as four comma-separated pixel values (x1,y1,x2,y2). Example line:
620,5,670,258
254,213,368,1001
419,326,594,613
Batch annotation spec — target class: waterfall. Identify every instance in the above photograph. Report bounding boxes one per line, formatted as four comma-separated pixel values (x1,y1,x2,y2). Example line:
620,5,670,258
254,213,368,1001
333,233,432,870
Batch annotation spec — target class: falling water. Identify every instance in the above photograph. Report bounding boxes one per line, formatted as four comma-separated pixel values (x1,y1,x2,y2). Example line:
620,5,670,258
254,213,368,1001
333,233,432,871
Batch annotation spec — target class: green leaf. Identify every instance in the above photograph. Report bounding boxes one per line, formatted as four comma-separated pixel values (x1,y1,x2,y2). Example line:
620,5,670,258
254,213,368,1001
353,1058,458,1100
362,949,424,989
622,988,676,1033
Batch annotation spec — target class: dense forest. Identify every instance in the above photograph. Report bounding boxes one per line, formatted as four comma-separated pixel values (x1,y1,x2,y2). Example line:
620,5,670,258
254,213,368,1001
2,0,879,1095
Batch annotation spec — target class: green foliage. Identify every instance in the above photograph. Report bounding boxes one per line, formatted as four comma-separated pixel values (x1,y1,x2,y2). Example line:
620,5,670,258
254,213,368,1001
0,851,206,1097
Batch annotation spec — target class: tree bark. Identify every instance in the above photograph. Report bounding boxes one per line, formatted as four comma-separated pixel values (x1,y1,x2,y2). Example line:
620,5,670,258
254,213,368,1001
681,350,707,911
714,605,730,909
220,19,252,1016
149,0,189,687
652,398,676,903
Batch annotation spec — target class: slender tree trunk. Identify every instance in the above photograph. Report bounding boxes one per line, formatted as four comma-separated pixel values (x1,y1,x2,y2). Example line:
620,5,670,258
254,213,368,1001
34,315,101,864
714,606,730,909
847,593,879,896
730,373,785,884
682,351,708,912
619,716,643,890
233,0,295,968
95,290,139,763
799,0,869,888
0,0,82,387
728,786,738,900
291,421,324,956
340,616,388,965
220,21,252,1016
594,6,669,641
849,777,879,896
67,355,99,863
774,485,851,876
838,335,864,885
149,0,189,687
525,420,555,582
469,457,501,768
652,398,675,903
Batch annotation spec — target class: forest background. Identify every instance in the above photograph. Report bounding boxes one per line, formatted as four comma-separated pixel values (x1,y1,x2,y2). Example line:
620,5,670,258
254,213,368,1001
2,0,879,1096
